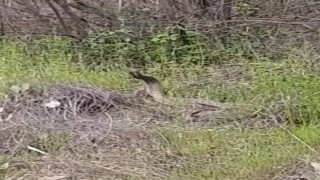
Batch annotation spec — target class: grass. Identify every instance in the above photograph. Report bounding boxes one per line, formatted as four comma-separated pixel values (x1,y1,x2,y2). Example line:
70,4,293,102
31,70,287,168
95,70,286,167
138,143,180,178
162,127,320,179
0,37,320,179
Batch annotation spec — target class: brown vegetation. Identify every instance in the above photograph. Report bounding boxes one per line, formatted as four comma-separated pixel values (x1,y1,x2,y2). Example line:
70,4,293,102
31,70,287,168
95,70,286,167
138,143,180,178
0,0,319,44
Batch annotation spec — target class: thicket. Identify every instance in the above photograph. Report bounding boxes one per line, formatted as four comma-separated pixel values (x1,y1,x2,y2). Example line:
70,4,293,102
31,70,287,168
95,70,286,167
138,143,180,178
0,0,319,68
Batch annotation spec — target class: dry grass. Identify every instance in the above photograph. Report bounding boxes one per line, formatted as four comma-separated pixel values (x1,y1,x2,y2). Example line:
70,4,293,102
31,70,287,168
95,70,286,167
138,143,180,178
0,84,176,179
0,82,196,179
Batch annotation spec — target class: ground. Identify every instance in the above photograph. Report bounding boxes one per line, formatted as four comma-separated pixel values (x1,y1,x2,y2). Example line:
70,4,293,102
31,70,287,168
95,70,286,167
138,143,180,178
0,39,320,180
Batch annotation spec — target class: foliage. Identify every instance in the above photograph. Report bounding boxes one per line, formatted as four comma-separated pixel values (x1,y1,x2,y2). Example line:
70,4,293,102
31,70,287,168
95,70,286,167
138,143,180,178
66,25,272,68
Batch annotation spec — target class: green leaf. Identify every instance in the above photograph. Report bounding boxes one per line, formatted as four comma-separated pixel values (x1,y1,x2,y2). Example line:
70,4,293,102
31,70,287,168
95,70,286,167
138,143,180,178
10,85,21,94
21,83,30,92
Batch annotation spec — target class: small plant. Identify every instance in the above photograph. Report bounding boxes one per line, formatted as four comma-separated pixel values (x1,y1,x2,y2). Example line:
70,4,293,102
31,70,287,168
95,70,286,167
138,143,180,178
29,133,72,153
10,83,30,94
235,2,260,17
73,28,142,67
148,25,210,65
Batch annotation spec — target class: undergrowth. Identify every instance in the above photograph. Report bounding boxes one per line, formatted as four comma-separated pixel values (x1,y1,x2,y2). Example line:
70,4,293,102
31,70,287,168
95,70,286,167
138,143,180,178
0,31,320,179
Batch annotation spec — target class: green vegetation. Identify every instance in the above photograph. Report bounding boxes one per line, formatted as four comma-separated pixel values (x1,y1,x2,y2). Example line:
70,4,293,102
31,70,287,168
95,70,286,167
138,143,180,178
0,29,320,179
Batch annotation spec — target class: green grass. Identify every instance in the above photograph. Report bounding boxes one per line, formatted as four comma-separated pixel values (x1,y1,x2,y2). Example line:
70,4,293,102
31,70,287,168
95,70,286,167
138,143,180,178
0,37,320,179
161,127,320,179
0,39,136,95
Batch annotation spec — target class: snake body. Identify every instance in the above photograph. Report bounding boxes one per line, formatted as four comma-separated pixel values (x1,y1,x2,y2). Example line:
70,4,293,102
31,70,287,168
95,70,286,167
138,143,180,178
129,71,228,109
